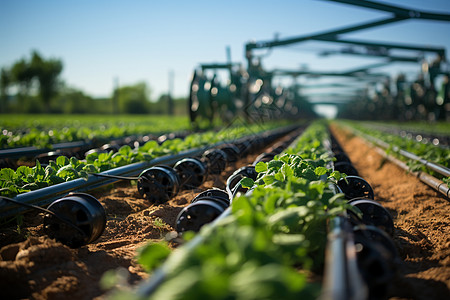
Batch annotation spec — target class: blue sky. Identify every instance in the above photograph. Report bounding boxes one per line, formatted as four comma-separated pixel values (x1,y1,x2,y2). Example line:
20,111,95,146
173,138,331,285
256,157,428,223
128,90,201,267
1,0,449,102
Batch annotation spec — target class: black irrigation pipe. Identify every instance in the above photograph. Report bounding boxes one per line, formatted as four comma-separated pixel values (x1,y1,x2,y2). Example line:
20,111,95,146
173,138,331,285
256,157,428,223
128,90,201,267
137,205,232,296
372,145,450,199
358,123,450,149
0,140,92,159
0,131,189,160
340,124,450,199
0,147,208,219
346,125,450,178
320,139,368,300
0,125,300,218
136,126,306,297
321,216,368,300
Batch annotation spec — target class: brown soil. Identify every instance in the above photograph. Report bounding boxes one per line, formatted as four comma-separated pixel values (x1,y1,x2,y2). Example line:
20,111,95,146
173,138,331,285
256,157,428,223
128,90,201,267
330,124,450,300
0,138,278,299
1,127,449,300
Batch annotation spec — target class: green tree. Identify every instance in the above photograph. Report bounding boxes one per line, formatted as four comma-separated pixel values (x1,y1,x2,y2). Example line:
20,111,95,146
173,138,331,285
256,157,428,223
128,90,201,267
10,58,35,96
30,51,63,110
0,67,11,113
6,50,63,113
117,82,151,114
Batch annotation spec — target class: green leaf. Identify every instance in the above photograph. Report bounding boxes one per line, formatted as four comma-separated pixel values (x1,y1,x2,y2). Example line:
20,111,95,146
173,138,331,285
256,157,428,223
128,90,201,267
69,156,79,167
21,183,39,191
274,171,285,182
262,175,275,185
0,168,16,182
314,167,328,176
56,156,69,167
119,145,132,156
56,165,78,180
98,153,109,162
254,161,268,173
35,159,42,171
49,161,59,171
137,242,171,271
281,163,294,178
301,168,318,181
49,175,65,184
16,166,33,178
140,140,159,153
78,170,89,180
240,177,255,188
86,152,99,164
83,164,98,173
267,160,284,171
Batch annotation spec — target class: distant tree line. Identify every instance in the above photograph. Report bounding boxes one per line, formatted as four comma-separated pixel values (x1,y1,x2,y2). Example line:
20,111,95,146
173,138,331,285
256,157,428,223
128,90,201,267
0,50,187,115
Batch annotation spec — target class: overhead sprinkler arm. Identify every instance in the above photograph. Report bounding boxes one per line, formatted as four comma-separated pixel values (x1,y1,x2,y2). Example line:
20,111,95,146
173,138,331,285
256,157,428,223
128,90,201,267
316,37,446,58
326,0,450,21
245,0,450,64
271,63,389,78
245,16,402,52
319,47,423,63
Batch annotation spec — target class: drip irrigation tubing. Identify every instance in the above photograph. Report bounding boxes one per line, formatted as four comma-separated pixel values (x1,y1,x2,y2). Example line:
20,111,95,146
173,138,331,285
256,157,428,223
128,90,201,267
371,145,450,199
136,126,306,297
339,124,450,177
0,147,207,218
0,196,86,236
0,131,191,160
320,137,368,300
0,125,299,218
338,124,450,199
0,140,91,160
358,123,450,149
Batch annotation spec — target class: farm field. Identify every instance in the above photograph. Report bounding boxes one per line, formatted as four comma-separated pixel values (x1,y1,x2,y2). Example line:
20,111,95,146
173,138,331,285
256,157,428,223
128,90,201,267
0,123,300,299
330,123,450,299
0,114,191,149
2,0,450,298
0,120,448,299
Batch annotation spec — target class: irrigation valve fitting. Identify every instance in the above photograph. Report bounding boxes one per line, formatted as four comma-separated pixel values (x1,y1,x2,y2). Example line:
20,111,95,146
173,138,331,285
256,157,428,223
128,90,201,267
337,175,375,200
218,144,241,163
202,148,228,174
348,198,395,236
175,188,230,233
137,166,181,204
43,193,106,248
173,157,207,190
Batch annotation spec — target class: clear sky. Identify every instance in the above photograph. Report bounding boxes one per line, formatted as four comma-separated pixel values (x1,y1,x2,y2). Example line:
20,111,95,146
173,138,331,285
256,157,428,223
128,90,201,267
1,0,449,102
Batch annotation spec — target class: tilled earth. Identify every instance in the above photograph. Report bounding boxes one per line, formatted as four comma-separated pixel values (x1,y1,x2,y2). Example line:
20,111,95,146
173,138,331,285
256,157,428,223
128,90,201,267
0,144,267,299
331,124,450,300
1,126,449,299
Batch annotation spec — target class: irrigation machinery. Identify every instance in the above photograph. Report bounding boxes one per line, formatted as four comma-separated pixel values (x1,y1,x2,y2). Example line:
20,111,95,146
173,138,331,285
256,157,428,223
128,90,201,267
188,0,450,125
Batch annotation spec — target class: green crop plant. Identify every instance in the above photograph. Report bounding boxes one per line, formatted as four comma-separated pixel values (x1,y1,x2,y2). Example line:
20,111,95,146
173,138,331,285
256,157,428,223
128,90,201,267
0,122,285,197
129,121,354,300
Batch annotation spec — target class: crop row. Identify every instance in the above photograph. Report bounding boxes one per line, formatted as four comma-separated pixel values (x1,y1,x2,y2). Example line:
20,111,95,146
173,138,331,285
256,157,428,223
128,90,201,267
0,123,282,198
337,121,450,176
353,121,450,136
128,121,352,299
0,115,190,149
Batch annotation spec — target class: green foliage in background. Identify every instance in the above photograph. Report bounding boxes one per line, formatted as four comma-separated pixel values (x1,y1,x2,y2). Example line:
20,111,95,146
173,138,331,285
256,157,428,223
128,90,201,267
0,51,188,115
0,114,190,149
